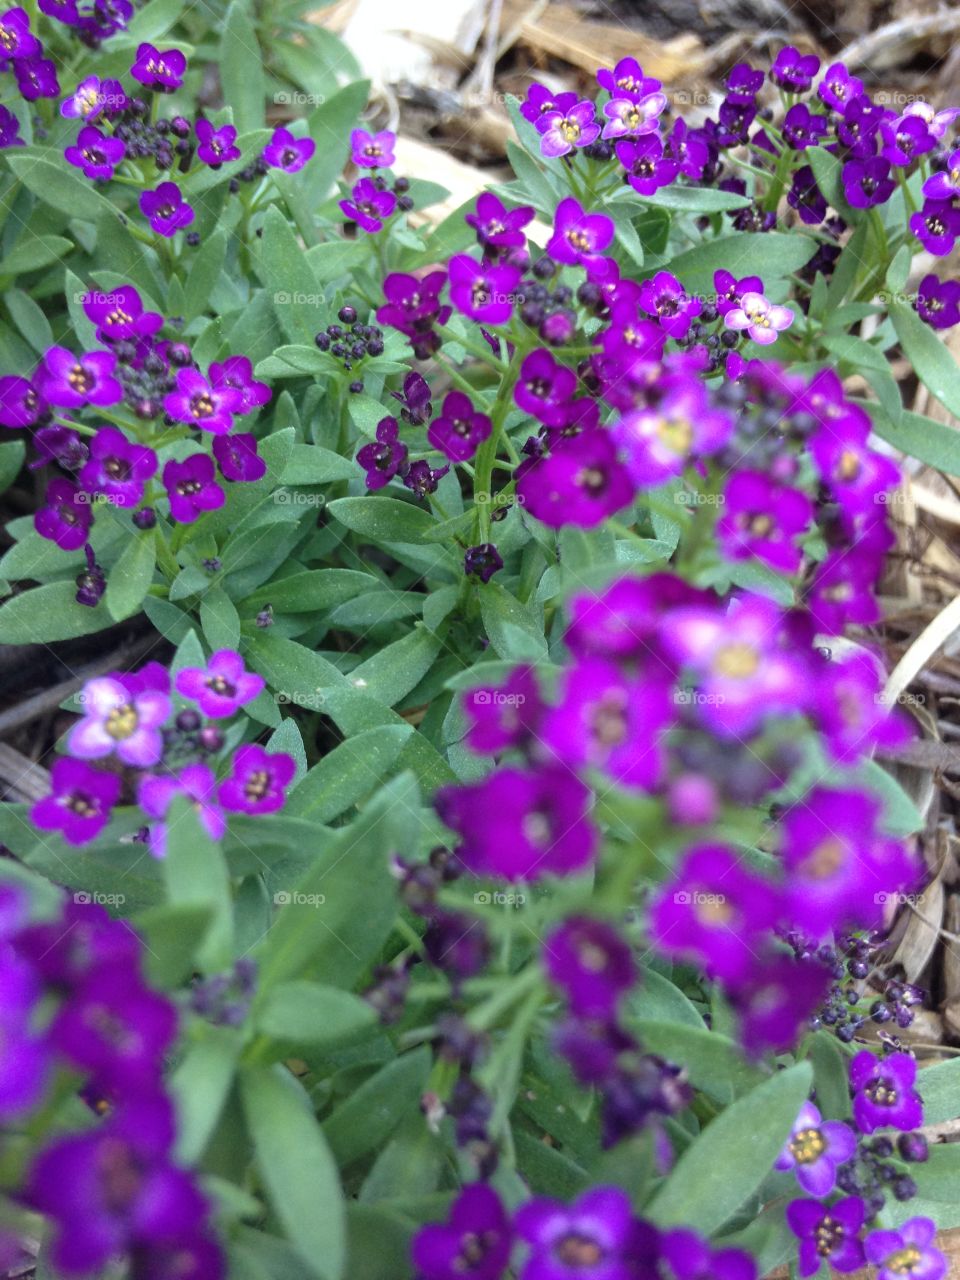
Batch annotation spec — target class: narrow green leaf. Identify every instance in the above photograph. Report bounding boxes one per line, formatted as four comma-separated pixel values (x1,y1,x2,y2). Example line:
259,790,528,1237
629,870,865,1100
891,300,960,420
242,1065,346,1280
105,530,156,621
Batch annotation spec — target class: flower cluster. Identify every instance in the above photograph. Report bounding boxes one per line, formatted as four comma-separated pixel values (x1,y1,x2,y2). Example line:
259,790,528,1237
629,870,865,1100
780,1053,944,1278
30,650,295,853
412,1182,756,1280
1,886,222,1276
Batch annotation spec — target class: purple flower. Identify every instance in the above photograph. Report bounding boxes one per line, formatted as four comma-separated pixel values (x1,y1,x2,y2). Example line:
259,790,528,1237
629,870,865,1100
436,765,597,881
13,55,59,100
880,113,936,166
923,147,960,200
544,657,674,788
787,165,828,224
0,948,47,1117
129,42,186,90
175,649,265,719
660,1230,757,1280
782,789,916,935
514,349,577,426
651,844,781,984
544,917,634,1020
515,1186,642,1280
68,673,169,767
263,126,315,172
83,285,162,342
357,416,408,489
195,118,240,165
350,128,395,168
813,652,911,765
30,756,120,847
849,1050,923,1134
865,1218,946,1280
782,103,829,149
213,432,266,482
0,373,46,427
411,1184,511,1280
377,270,449,339
209,355,270,413
35,478,92,550
597,57,661,100
404,459,449,498
903,100,960,141
818,62,864,112
787,1197,865,1277
638,271,702,339
725,63,764,104
140,182,195,237
735,957,831,1056
163,453,226,523
138,762,226,858
774,1101,857,1196
615,135,679,195
339,177,396,232
448,254,521,324
51,968,177,1090
517,429,635,529
164,367,241,433
0,104,24,148
464,542,503,583
612,379,732,486
463,666,541,753
837,94,885,152
427,390,492,462
664,117,710,179
917,273,960,329
41,346,122,408
770,46,820,92
218,745,295,815
391,370,433,424
724,291,794,345
466,192,535,251
601,90,667,140
64,124,125,180
78,426,157,508
60,75,121,121
547,196,615,268
536,99,600,158
660,594,805,737
0,7,39,58
911,199,960,256
28,1095,215,1276
716,470,813,574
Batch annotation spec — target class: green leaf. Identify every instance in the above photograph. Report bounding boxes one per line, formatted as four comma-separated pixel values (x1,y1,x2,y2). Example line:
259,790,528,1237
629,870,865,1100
135,902,213,988
627,1020,766,1103
282,443,357,484
5,150,112,220
326,496,438,544
662,232,816,295
184,227,228,320
255,981,377,1048
258,205,318,343
918,1058,960,1125
246,568,378,614
858,400,960,478
345,1205,414,1280
635,185,751,213
171,1025,243,1164
647,1061,813,1235
0,439,25,492
891,300,960,420
0,582,114,643
162,795,234,972
6,288,53,354
242,1064,346,1280
323,1047,431,1166
256,776,408,989
807,1031,851,1120
347,626,441,706
302,80,370,207
105,530,156,621
2,234,73,274
479,582,548,661
221,0,265,134
286,724,413,821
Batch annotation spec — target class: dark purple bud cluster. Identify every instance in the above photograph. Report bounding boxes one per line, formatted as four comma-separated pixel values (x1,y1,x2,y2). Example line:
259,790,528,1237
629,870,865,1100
314,305,384,388
189,958,257,1026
